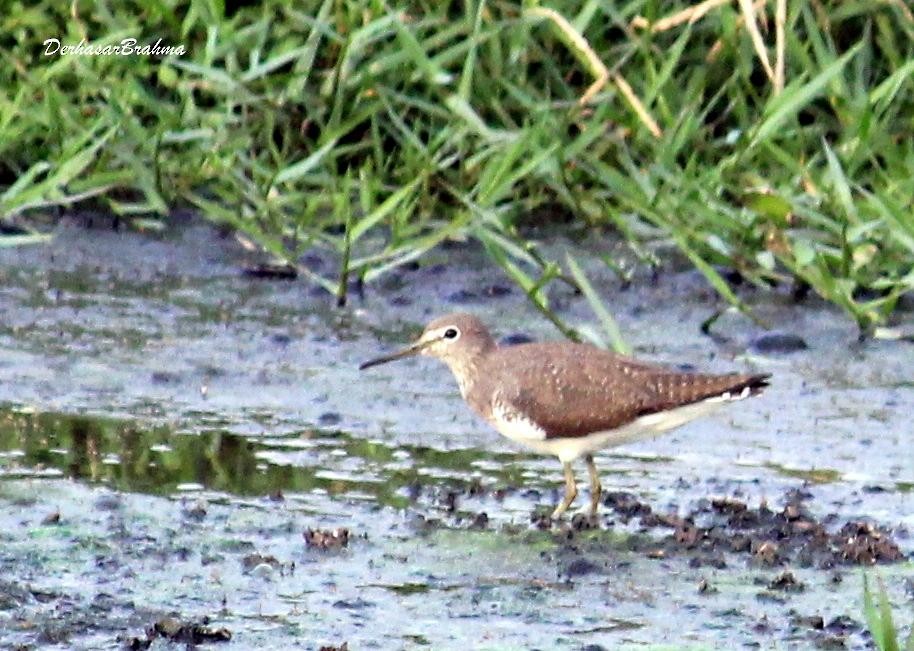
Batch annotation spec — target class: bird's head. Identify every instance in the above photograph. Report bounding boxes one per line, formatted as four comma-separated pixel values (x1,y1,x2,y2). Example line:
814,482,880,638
359,313,496,371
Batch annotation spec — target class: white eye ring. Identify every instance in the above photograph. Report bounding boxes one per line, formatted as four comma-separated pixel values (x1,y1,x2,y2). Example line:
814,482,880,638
443,327,460,341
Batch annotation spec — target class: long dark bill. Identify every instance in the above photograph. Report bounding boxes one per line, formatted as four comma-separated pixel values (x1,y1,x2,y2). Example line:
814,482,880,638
358,340,430,370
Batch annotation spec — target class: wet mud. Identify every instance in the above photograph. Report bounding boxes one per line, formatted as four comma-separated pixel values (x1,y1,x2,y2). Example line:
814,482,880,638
0,216,912,649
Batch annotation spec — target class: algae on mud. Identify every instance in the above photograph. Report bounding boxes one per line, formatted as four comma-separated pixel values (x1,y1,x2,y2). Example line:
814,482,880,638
0,220,912,649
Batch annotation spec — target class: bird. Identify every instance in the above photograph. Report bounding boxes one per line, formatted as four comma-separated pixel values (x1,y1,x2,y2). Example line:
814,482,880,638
360,313,769,520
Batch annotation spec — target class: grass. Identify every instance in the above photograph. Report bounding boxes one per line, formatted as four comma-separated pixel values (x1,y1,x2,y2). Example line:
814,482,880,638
863,573,914,651
2,1,913,334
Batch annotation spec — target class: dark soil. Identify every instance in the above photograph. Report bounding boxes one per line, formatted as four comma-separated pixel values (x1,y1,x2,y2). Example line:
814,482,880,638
125,616,232,649
606,488,906,568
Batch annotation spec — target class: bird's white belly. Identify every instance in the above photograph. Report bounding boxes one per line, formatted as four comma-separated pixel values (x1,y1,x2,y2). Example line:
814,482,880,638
490,395,735,463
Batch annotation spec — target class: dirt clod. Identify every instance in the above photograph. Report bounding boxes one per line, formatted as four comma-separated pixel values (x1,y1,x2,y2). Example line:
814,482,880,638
127,617,231,649
836,521,904,564
697,578,718,594
604,491,653,520
604,489,905,567
752,540,784,566
241,553,281,573
563,557,600,577
41,510,61,525
318,643,348,651
530,511,553,530
570,513,599,531
791,612,825,629
304,528,350,550
241,262,297,280
767,570,805,592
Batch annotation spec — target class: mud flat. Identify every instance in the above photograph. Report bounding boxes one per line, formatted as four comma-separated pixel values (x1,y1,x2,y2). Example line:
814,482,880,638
0,217,911,649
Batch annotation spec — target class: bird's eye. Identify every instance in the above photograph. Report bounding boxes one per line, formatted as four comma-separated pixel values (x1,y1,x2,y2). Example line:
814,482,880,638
443,327,459,340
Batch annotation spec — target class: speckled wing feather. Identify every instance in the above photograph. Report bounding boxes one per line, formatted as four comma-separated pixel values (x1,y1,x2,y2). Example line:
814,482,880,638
474,342,769,440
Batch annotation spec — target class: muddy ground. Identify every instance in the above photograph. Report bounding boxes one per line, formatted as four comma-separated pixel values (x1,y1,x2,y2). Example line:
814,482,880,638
0,215,911,649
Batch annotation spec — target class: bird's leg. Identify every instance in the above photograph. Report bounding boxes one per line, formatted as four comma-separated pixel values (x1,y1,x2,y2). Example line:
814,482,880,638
551,462,578,520
585,454,602,516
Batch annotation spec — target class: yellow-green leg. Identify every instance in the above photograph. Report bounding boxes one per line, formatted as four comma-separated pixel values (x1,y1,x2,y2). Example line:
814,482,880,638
551,462,578,519
585,454,602,516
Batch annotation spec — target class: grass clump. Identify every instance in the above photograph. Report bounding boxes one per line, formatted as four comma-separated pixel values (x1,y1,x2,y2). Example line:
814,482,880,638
1,1,913,331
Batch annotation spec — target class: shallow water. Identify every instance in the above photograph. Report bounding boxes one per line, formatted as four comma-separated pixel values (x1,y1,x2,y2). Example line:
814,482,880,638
0,218,912,649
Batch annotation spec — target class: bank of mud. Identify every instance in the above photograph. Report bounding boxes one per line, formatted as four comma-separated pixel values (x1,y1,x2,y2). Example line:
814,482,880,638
0,216,911,649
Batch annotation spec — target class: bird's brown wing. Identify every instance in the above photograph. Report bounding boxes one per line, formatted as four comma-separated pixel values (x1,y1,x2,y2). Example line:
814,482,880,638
484,342,768,440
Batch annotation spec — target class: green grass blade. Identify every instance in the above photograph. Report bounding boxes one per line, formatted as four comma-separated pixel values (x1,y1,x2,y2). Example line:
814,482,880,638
349,176,422,242
565,253,631,354
752,43,863,147
822,138,858,222
458,0,487,100
674,234,761,326
877,578,900,651
0,232,53,247
0,161,52,209
273,139,339,185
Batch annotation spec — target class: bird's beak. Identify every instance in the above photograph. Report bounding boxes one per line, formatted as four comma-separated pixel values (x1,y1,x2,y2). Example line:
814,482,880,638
359,339,432,370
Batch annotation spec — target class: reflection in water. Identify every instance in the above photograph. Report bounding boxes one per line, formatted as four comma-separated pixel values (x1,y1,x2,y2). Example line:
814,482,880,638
3,407,872,507
0,406,534,508
68,417,100,481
